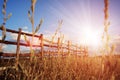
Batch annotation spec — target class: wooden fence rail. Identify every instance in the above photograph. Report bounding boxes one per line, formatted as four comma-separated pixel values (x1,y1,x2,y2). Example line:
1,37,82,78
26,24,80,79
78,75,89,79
0,27,88,60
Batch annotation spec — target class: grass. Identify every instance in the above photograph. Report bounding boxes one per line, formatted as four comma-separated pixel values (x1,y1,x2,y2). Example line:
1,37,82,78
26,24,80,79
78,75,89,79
0,0,119,80
0,55,120,80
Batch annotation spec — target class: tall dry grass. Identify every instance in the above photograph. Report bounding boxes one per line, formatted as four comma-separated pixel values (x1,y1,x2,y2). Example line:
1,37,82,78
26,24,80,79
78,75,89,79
102,0,115,55
0,0,12,42
1,56,119,80
0,0,120,80
25,0,43,61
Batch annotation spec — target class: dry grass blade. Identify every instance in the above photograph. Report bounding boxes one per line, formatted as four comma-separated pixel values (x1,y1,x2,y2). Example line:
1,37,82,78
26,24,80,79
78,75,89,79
51,20,63,43
7,13,12,20
31,0,37,5
34,19,43,34
28,0,44,61
102,0,112,54
1,0,8,42
31,0,37,13
2,9,6,15
1,25,6,41
28,10,31,20
3,3,6,12
24,34,30,45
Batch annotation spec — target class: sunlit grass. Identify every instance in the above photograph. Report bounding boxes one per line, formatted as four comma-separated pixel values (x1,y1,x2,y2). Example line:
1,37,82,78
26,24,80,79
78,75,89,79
1,56,120,80
0,0,120,80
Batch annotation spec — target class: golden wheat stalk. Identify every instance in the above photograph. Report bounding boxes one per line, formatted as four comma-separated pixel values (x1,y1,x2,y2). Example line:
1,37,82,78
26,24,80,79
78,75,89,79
103,0,115,55
1,0,12,42
26,0,44,61
102,0,111,54
34,19,43,34
27,0,37,61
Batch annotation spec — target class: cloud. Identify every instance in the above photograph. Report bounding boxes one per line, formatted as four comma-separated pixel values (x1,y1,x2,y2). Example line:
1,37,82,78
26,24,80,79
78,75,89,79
9,30,41,45
0,36,2,40
2,44,7,49
22,26,28,30
10,30,32,41
10,33,29,41
10,33,18,40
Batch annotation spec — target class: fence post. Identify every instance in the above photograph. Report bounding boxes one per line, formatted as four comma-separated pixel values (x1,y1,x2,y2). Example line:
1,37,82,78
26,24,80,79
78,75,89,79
16,28,22,68
68,41,70,55
40,34,44,59
57,37,60,54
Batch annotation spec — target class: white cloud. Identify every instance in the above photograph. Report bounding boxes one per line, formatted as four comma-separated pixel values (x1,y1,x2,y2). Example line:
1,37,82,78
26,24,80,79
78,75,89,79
10,30,32,41
9,30,41,45
10,33,18,40
2,44,7,49
22,26,28,30
0,36,2,40
10,33,29,41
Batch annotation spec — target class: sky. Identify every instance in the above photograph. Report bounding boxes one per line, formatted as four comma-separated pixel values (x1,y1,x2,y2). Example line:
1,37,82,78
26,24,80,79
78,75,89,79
0,0,120,54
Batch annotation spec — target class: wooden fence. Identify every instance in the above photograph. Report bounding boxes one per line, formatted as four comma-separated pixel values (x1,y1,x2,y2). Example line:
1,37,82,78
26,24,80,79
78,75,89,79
0,27,88,59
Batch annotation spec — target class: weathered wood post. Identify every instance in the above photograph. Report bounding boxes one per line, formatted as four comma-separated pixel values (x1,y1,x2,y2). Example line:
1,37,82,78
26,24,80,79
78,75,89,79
68,41,70,56
40,34,44,59
57,37,60,54
16,28,22,68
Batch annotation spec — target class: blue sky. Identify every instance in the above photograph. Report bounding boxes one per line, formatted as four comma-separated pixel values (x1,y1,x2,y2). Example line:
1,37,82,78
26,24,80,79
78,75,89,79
0,0,120,54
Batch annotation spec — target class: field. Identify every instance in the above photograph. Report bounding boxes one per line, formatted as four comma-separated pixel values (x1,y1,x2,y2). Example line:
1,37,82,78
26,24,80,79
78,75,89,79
0,56,120,80
0,0,120,80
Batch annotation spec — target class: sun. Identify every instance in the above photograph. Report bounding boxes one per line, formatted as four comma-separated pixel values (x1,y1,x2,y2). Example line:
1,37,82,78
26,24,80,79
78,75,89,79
80,27,102,48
